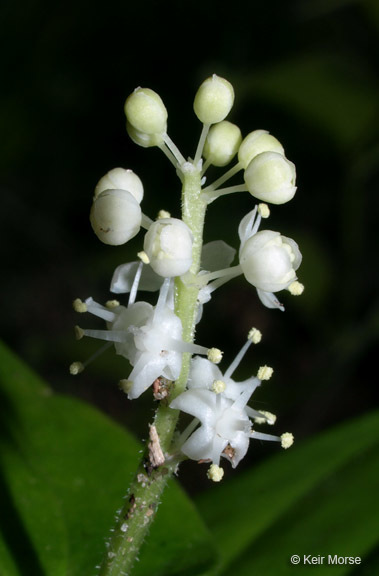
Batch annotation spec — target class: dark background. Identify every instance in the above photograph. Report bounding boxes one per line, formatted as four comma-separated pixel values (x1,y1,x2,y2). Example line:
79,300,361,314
1,0,378,487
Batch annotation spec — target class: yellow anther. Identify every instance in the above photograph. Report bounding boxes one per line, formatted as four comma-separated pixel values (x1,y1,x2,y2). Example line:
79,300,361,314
157,209,171,219
288,281,304,296
257,365,274,381
281,432,294,449
119,379,133,394
254,410,276,426
207,464,224,482
69,361,84,375
106,299,120,309
73,298,87,313
248,327,262,344
137,250,150,264
207,348,223,364
74,325,84,340
212,379,226,394
258,203,270,218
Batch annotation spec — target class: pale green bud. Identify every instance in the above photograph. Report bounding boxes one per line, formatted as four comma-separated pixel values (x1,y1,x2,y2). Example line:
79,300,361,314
244,151,296,205
94,168,144,203
90,189,141,246
126,121,165,148
203,121,242,167
124,87,168,134
193,74,234,124
238,130,285,169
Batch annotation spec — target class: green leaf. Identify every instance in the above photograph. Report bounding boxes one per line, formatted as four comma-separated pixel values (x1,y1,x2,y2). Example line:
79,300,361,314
196,411,379,575
0,341,216,576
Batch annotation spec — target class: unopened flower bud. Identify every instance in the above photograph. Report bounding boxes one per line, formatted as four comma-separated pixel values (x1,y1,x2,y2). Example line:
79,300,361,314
90,189,142,246
143,218,193,277
203,121,242,167
238,130,284,169
240,230,302,292
94,168,144,203
194,74,234,124
244,152,297,205
124,87,168,134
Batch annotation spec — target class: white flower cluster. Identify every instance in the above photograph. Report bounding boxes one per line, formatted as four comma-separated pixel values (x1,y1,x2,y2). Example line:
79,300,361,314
72,74,303,479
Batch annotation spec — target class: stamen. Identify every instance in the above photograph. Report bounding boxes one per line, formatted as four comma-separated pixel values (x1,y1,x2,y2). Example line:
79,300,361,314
73,298,87,313
84,298,116,322
212,380,226,394
106,300,120,309
74,325,84,340
157,209,171,219
82,328,130,343
258,203,270,218
69,361,84,375
207,348,223,364
248,327,262,344
250,430,281,443
254,411,277,425
288,281,304,296
137,251,150,264
128,260,143,307
224,338,252,379
257,365,274,381
207,463,224,482
281,432,294,448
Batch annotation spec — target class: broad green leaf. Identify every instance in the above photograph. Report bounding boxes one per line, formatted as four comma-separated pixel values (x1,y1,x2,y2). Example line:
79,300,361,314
196,411,379,575
0,341,216,576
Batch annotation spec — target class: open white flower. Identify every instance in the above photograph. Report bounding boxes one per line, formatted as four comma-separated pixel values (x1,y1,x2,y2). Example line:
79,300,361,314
74,276,212,399
239,229,302,292
170,329,293,472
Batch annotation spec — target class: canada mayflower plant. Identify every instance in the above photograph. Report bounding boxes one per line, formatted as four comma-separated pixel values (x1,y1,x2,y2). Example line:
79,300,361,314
71,73,303,575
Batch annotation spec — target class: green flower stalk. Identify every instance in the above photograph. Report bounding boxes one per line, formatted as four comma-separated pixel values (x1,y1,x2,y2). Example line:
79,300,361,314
71,73,304,575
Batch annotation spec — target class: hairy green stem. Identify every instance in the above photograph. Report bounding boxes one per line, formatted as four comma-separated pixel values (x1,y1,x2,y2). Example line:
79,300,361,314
99,162,205,576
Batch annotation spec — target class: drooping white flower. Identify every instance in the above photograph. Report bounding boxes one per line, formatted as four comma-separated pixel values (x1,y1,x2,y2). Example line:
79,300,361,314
239,229,302,292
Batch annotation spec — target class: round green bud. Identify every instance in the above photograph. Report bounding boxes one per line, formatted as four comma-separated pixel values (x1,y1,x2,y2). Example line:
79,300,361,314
193,74,234,124
94,168,144,203
203,121,242,167
238,130,285,169
124,87,168,134
90,189,142,245
244,151,296,204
